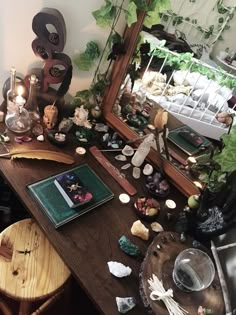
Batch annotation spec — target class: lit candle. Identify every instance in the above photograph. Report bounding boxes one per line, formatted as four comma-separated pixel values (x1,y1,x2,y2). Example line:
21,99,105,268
15,86,25,106
119,193,130,204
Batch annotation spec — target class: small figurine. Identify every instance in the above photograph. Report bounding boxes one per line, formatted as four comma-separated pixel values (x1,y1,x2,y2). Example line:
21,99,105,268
43,105,58,129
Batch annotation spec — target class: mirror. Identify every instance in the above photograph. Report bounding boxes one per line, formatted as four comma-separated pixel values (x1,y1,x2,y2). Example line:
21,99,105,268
101,10,200,197
101,3,235,197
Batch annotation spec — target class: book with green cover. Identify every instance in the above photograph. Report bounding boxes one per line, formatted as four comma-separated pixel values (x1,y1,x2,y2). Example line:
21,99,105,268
168,126,211,156
27,164,114,228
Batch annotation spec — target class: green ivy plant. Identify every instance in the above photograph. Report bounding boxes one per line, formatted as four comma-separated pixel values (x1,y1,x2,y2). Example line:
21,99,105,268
71,0,171,110
195,124,236,193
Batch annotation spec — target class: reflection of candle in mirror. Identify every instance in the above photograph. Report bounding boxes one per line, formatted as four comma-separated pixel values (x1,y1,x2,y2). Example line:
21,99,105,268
15,86,26,106
164,199,176,221
193,181,203,192
187,157,197,166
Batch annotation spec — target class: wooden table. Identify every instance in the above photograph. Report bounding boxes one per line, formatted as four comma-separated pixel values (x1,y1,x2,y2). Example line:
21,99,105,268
0,127,222,315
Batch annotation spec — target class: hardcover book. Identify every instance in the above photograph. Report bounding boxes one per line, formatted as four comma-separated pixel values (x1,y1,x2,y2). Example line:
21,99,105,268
167,126,211,156
27,164,114,228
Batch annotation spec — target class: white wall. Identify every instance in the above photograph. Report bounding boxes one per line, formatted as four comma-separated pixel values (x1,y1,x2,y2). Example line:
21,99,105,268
0,0,119,103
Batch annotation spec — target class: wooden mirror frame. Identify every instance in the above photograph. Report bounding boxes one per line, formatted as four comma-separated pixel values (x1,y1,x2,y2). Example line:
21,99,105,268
102,9,199,197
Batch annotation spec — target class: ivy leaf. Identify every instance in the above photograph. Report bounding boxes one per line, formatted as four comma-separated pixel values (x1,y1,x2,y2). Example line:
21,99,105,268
156,0,171,12
74,41,100,71
125,2,138,27
133,0,149,11
71,89,92,106
214,126,236,173
144,8,161,28
92,0,117,27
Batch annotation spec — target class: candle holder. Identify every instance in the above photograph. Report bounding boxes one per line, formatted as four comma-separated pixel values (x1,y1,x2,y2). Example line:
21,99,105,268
5,95,32,133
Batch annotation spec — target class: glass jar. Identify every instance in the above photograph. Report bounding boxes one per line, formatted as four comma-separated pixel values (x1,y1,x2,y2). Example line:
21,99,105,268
5,96,31,133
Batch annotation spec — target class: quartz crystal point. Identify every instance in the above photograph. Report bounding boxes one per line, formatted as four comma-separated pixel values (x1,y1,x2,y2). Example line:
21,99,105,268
107,261,132,278
118,235,141,257
116,297,136,313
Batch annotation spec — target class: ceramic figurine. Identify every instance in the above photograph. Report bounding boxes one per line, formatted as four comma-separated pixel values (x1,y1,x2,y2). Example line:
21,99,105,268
43,105,58,129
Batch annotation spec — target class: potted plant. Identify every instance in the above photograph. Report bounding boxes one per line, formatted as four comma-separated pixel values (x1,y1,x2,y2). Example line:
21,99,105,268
189,122,236,238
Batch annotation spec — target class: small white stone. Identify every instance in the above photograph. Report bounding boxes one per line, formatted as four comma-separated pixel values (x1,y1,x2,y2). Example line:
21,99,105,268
115,154,127,161
122,145,134,156
143,163,153,175
151,222,164,233
132,167,141,179
107,261,132,278
37,135,44,142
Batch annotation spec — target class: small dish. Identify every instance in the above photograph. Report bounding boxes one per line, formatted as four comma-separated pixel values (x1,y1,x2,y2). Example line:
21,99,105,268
144,171,170,198
47,130,67,146
134,196,160,221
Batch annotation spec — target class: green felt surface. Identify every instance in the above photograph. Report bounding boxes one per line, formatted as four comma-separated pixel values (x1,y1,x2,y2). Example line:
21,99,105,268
168,126,211,156
27,164,114,228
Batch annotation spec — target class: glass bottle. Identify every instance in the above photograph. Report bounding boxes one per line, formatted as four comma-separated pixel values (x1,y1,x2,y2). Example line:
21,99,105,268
6,67,17,113
25,74,40,125
5,95,31,133
131,133,155,167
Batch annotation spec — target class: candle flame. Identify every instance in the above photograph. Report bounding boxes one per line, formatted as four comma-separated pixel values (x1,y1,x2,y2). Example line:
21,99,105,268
17,86,24,97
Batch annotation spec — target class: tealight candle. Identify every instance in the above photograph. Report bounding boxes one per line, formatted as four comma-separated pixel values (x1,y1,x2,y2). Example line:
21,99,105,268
119,193,130,204
165,199,176,210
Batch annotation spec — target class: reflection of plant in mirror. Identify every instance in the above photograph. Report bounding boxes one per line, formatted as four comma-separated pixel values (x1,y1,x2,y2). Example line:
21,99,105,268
148,46,236,89
192,125,236,193
71,0,171,111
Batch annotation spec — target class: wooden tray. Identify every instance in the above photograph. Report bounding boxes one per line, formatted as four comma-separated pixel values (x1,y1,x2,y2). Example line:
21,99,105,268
139,231,224,315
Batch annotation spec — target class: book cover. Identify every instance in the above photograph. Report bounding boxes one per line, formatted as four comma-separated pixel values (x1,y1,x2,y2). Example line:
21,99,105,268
167,126,211,156
27,164,114,228
54,171,93,208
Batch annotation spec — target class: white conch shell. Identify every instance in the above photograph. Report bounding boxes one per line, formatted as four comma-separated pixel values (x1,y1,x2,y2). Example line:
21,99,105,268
107,261,132,278
131,220,149,240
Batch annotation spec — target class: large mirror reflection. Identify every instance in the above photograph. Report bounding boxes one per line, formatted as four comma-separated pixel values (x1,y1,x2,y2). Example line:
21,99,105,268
102,1,236,196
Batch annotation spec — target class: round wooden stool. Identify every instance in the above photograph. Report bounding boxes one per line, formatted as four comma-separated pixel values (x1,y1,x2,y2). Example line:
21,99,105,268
0,218,71,315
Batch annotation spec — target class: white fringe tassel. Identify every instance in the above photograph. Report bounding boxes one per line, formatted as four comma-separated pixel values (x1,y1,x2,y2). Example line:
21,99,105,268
148,274,188,315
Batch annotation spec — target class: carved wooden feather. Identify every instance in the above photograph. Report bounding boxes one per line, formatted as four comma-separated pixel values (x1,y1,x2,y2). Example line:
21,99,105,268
9,149,75,164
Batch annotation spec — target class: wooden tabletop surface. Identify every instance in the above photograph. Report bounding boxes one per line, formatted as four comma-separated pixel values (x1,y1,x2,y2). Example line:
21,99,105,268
0,125,218,315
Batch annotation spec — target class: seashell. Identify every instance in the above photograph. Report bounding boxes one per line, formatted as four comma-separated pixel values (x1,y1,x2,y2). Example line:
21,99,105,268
132,167,141,179
151,222,164,233
143,163,153,176
122,145,134,156
131,220,149,240
107,261,132,278
116,297,136,314
37,135,44,142
115,154,127,161
14,136,32,143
